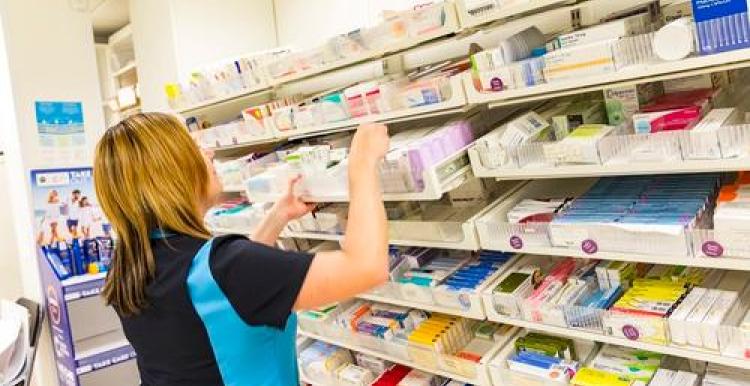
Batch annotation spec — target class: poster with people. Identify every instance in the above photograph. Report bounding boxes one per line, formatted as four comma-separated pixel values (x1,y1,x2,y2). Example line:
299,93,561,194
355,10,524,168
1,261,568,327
31,168,110,243
31,168,112,279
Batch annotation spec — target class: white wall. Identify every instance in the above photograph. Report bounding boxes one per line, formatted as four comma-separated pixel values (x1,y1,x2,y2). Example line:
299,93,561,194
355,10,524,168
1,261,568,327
0,161,21,301
170,0,277,77
0,1,106,384
130,0,180,112
131,0,277,112
274,0,426,48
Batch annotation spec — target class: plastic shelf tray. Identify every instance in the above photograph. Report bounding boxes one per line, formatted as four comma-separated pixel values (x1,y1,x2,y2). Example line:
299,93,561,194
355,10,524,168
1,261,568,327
468,124,750,180
276,75,469,140
247,145,475,203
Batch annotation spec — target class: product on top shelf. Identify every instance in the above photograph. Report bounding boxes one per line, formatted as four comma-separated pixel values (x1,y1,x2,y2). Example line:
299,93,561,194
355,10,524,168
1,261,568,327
653,17,695,61
265,2,448,82
470,26,547,91
691,0,750,55
547,13,652,51
164,49,287,109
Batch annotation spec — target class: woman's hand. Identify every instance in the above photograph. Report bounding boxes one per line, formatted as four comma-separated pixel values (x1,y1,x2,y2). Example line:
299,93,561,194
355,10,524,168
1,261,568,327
349,123,390,172
271,174,316,222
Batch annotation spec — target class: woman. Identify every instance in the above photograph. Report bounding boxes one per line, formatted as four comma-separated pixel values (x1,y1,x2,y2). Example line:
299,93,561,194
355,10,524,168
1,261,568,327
77,196,94,239
93,113,389,386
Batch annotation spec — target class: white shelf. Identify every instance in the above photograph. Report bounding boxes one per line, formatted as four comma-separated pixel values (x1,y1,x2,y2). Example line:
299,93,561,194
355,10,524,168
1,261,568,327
464,48,750,108
297,330,481,385
281,217,479,251
248,146,474,203
456,0,573,29
208,135,281,154
488,244,750,271
357,292,485,320
469,156,750,180
111,62,136,78
175,84,273,115
278,76,469,141
485,314,750,371
282,230,343,243
222,185,246,193
107,24,133,47
282,228,481,250
268,2,461,87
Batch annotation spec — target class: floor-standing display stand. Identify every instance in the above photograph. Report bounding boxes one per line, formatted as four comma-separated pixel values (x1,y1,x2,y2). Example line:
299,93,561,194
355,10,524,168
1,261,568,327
37,250,138,386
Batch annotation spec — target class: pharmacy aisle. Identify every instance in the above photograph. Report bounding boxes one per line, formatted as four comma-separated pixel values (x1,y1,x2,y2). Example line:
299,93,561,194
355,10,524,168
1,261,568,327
185,0,750,385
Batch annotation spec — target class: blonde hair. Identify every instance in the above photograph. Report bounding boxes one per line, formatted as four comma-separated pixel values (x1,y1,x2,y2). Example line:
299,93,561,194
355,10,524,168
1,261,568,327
94,113,211,316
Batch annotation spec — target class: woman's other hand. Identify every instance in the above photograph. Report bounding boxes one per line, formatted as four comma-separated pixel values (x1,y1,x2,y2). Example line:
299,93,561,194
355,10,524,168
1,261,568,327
271,174,316,222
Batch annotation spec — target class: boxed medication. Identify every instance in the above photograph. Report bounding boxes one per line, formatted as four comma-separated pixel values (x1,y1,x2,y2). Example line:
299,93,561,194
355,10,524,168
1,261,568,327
549,13,652,50
543,124,615,165
692,0,750,55
681,107,741,160
544,40,617,83
604,83,663,127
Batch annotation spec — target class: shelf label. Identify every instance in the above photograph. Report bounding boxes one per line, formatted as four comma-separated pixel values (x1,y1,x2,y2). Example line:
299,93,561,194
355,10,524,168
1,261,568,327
581,239,598,254
622,325,640,341
509,235,524,250
702,241,724,257
458,294,471,311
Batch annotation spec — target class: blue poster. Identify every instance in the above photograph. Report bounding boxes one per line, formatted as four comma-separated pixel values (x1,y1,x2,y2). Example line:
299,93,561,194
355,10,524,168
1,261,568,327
34,101,86,152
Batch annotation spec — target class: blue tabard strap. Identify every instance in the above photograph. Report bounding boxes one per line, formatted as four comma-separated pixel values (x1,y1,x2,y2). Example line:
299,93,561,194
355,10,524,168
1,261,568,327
186,238,300,386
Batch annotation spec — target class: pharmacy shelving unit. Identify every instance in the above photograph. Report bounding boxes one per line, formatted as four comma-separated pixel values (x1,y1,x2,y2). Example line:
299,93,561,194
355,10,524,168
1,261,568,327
297,329,492,385
175,84,274,116
246,144,476,203
455,0,574,29
266,2,461,87
276,75,470,141
484,312,750,371
183,1,750,383
463,47,750,109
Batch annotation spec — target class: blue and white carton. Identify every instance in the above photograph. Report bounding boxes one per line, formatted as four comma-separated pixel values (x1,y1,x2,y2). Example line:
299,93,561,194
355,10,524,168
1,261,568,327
692,0,750,54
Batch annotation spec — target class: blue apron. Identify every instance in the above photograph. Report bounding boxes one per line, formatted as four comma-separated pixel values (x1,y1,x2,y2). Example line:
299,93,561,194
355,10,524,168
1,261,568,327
153,231,299,386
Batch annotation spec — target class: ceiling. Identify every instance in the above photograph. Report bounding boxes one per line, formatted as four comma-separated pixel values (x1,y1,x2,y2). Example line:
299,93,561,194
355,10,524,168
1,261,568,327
91,0,130,40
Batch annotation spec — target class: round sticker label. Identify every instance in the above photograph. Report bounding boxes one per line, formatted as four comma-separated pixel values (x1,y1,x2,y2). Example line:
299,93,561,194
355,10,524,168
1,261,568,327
702,241,724,257
458,294,471,311
581,239,598,254
509,235,524,250
490,77,504,91
622,325,640,341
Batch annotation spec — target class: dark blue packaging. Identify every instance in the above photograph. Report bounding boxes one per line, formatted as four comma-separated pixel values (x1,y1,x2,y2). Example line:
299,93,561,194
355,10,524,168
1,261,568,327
56,241,75,278
71,238,86,276
45,246,72,280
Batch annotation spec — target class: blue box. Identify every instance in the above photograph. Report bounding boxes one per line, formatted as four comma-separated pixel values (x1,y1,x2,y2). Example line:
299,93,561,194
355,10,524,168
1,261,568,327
692,0,750,54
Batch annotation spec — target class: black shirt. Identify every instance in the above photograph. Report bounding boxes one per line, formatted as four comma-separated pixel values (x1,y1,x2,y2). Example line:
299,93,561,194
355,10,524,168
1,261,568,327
118,234,313,386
